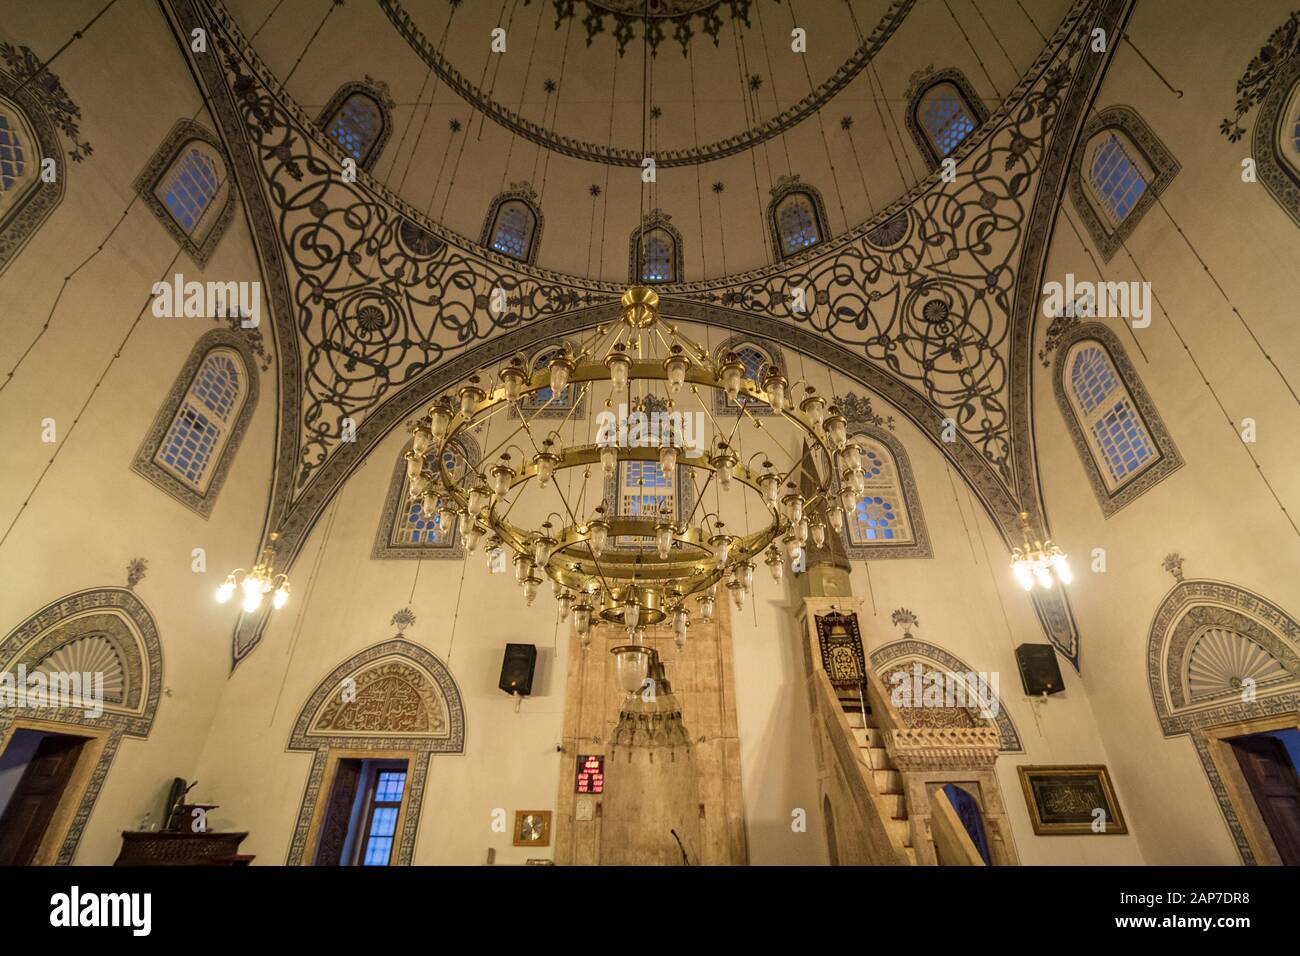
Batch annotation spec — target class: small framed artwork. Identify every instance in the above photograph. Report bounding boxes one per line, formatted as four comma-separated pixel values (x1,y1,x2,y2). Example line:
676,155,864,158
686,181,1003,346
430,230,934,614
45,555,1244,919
513,810,552,847
1018,765,1127,835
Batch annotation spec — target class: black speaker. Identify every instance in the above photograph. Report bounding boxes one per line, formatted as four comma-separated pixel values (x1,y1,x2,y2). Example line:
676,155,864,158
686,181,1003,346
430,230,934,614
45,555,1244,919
498,643,537,697
1015,643,1064,695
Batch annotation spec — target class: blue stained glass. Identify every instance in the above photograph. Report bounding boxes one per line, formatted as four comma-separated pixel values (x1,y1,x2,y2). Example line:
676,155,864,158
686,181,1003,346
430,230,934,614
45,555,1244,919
490,201,534,260
640,231,674,282
326,93,382,162
1089,133,1148,228
160,148,219,234
0,112,27,191
776,192,821,256
921,83,975,157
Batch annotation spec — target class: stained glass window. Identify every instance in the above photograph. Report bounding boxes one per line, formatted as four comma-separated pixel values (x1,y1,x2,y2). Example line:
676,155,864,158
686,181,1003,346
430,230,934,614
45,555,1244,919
361,769,406,866
0,111,27,192
616,460,675,547
489,199,536,260
325,92,383,164
395,448,464,546
845,441,915,546
156,351,244,489
1068,344,1156,486
639,229,675,282
724,344,772,409
774,191,822,256
917,81,976,158
522,348,573,409
158,147,220,235
1088,133,1148,228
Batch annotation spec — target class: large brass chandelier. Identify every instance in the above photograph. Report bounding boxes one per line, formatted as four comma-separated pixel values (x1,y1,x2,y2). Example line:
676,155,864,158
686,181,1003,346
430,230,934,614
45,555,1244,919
407,286,858,650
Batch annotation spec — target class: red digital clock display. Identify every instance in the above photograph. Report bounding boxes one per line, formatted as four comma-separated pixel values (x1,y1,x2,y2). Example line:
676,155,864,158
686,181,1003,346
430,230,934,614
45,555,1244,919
576,754,604,794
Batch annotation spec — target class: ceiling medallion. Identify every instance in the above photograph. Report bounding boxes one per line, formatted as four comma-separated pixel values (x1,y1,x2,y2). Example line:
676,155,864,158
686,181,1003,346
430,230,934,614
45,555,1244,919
406,286,880,684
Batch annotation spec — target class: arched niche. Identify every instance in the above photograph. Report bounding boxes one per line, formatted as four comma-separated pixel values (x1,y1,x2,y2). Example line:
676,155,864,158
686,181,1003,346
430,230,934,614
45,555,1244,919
285,638,465,865
0,587,163,863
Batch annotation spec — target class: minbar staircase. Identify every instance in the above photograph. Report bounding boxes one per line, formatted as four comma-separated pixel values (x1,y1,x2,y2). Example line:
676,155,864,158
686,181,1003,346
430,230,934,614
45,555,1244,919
843,701,918,865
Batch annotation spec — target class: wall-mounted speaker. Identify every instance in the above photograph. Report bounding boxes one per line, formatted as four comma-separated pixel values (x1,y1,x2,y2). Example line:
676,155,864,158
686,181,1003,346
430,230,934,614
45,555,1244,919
499,643,537,697
1015,643,1064,696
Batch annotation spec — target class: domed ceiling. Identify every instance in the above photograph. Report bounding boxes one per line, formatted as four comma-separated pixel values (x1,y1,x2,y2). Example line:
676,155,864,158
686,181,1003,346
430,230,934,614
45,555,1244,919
227,0,1073,280
183,0,1118,667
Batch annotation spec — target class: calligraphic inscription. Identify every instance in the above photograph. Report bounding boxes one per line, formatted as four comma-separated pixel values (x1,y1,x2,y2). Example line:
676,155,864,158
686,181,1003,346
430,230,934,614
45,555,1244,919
815,612,867,689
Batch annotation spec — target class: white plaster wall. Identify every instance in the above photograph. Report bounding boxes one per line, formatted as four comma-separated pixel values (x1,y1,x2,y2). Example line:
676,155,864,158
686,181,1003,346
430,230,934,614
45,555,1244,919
1029,0,1300,866
0,0,275,863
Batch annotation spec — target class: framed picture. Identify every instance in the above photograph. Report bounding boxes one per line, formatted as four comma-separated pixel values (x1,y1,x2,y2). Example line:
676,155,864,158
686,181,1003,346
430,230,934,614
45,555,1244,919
512,810,553,847
1017,765,1127,835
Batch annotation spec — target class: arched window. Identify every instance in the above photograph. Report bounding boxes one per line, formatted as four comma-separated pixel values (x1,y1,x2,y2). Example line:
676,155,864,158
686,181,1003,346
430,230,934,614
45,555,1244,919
480,186,543,264
0,92,66,274
1052,323,1181,514
1069,107,1178,261
373,436,479,559
318,84,390,170
712,338,784,416
629,211,682,284
132,330,258,516
834,409,932,560
135,121,235,266
157,145,220,235
907,71,986,168
768,178,828,258
614,459,676,549
1253,69,1300,226
845,439,915,547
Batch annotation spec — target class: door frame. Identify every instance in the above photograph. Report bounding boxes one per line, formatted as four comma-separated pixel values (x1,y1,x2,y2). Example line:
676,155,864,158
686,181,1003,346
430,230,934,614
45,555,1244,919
300,748,417,866
0,718,110,866
1199,714,1300,867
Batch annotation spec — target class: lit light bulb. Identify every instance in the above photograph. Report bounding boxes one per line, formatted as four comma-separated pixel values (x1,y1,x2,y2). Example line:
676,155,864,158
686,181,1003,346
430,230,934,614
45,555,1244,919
429,403,452,439
850,468,866,495
765,375,786,410
673,608,689,648
811,522,826,548
842,443,862,472
664,353,688,394
825,411,848,450
698,593,715,623
215,578,236,604
405,451,424,481
606,353,631,390
410,424,434,456
462,526,482,553
535,453,556,485
523,577,540,605
759,472,780,505
730,582,746,610
721,364,742,401
589,518,609,555
549,360,570,394
272,585,290,610
782,494,804,525
624,596,641,630
796,518,809,546
241,589,263,614
786,535,802,561
241,575,263,603
468,485,491,514
1013,563,1034,591
767,549,785,582
532,536,551,566
1051,552,1073,585
489,463,514,496
711,534,731,565
557,592,574,622
1034,567,1054,589
600,444,618,478
501,367,524,402
801,393,827,428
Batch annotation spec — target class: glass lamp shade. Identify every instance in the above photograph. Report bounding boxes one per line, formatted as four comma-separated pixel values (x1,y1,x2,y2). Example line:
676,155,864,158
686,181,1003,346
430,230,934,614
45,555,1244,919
729,581,747,610
405,451,424,481
573,602,593,637
1050,551,1073,584
532,536,552,566
759,473,780,505
767,548,785,581
840,487,858,512
849,468,867,496
664,353,689,394
659,444,678,475
785,535,802,562
795,518,809,546
462,525,483,552
514,554,535,583
548,358,572,394
458,383,486,417
800,393,827,428
655,523,674,559
557,592,574,622
781,494,804,525
468,485,491,515
489,463,515,496
811,522,827,548
763,373,787,411
429,404,452,439
522,576,541,605
419,493,437,518
534,453,558,485
1011,560,1033,591
588,518,609,555
742,562,755,590
215,578,236,603
697,593,716,622
842,442,862,472
623,596,641,630
241,591,263,614
825,412,848,450
606,352,632,390
672,608,689,648
720,362,744,401
828,503,845,532
437,504,457,532
410,425,434,456
612,646,650,694
500,366,525,402
272,584,290,610
710,534,731,565
410,472,434,498
600,444,618,478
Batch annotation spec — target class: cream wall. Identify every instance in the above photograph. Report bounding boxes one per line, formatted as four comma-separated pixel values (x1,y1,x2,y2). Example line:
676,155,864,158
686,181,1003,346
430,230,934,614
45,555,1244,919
1029,0,1300,865
0,0,275,863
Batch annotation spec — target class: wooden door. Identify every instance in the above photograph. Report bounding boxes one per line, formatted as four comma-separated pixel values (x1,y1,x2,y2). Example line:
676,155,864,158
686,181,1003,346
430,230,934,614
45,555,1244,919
0,734,86,865
1232,734,1300,865
313,759,362,866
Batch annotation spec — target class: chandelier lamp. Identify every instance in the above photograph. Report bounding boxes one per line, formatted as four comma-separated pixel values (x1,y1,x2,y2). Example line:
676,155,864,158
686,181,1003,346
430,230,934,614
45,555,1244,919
409,285,871,687
215,532,291,613
1009,511,1072,591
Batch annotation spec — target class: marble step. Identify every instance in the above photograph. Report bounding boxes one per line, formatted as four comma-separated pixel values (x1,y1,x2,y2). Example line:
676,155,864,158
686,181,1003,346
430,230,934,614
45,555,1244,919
873,768,903,794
